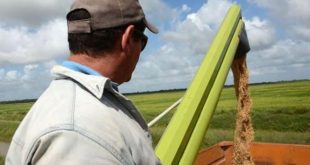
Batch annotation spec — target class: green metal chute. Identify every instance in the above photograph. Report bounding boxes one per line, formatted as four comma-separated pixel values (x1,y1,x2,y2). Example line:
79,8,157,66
155,5,250,165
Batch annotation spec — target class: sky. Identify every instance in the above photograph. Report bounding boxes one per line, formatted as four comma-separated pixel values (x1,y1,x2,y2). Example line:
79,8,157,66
0,0,309,101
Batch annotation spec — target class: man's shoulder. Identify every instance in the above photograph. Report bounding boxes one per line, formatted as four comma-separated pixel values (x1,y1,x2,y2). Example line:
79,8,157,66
29,78,129,138
52,65,110,99
10,78,120,151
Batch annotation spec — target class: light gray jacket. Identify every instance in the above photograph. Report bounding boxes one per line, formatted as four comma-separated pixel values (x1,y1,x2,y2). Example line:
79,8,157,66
6,65,161,165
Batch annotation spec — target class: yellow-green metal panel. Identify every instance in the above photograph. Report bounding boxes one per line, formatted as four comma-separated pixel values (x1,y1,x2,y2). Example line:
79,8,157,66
178,20,245,165
155,5,242,165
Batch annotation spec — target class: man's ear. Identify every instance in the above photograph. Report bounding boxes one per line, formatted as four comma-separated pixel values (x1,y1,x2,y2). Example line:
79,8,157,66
121,25,135,51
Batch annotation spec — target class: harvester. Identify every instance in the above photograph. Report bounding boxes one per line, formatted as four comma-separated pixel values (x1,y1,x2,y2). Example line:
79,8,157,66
151,5,310,165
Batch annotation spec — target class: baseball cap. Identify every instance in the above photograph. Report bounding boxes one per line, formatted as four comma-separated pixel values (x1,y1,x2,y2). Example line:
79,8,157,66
67,0,158,34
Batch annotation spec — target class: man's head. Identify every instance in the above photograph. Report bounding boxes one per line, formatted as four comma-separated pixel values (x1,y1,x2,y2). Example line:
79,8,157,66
66,0,158,84
67,0,157,56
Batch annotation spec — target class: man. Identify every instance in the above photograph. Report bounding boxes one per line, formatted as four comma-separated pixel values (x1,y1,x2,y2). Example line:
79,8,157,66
6,0,161,164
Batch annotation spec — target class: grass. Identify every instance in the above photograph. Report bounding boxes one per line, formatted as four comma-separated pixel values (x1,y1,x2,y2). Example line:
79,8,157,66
0,156,3,165
0,80,309,150
128,91,184,121
128,80,310,147
0,102,31,143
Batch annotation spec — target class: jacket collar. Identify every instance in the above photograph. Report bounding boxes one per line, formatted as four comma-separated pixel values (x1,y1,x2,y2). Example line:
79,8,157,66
51,65,117,99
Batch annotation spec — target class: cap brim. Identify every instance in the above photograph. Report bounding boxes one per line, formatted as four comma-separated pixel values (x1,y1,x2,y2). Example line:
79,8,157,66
144,19,159,34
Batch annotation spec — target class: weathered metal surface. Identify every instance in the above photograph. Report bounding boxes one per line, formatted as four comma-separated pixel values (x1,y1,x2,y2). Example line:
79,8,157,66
195,141,310,165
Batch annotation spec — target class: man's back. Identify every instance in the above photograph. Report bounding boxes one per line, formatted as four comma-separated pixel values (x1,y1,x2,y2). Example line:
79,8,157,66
6,66,160,165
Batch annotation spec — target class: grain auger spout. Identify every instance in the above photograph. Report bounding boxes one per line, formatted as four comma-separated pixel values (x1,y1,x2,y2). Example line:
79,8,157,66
155,4,251,165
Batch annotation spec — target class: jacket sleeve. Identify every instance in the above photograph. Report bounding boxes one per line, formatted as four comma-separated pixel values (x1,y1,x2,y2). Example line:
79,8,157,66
27,130,127,165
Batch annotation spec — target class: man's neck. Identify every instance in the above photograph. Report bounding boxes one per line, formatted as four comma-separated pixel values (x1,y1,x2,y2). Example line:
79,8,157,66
67,53,126,84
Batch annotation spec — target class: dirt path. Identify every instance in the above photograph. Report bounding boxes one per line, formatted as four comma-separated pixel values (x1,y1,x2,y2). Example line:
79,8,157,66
0,142,10,157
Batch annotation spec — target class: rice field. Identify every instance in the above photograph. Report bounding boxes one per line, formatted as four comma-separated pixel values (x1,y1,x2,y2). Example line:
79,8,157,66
128,80,310,147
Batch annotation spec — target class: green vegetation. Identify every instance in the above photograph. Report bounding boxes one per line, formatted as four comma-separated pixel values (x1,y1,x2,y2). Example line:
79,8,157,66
0,102,32,142
128,80,310,147
0,80,309,157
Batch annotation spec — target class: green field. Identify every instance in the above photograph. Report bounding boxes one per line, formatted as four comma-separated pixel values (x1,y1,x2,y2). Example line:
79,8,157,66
130,80,310,147
0,80,309,163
